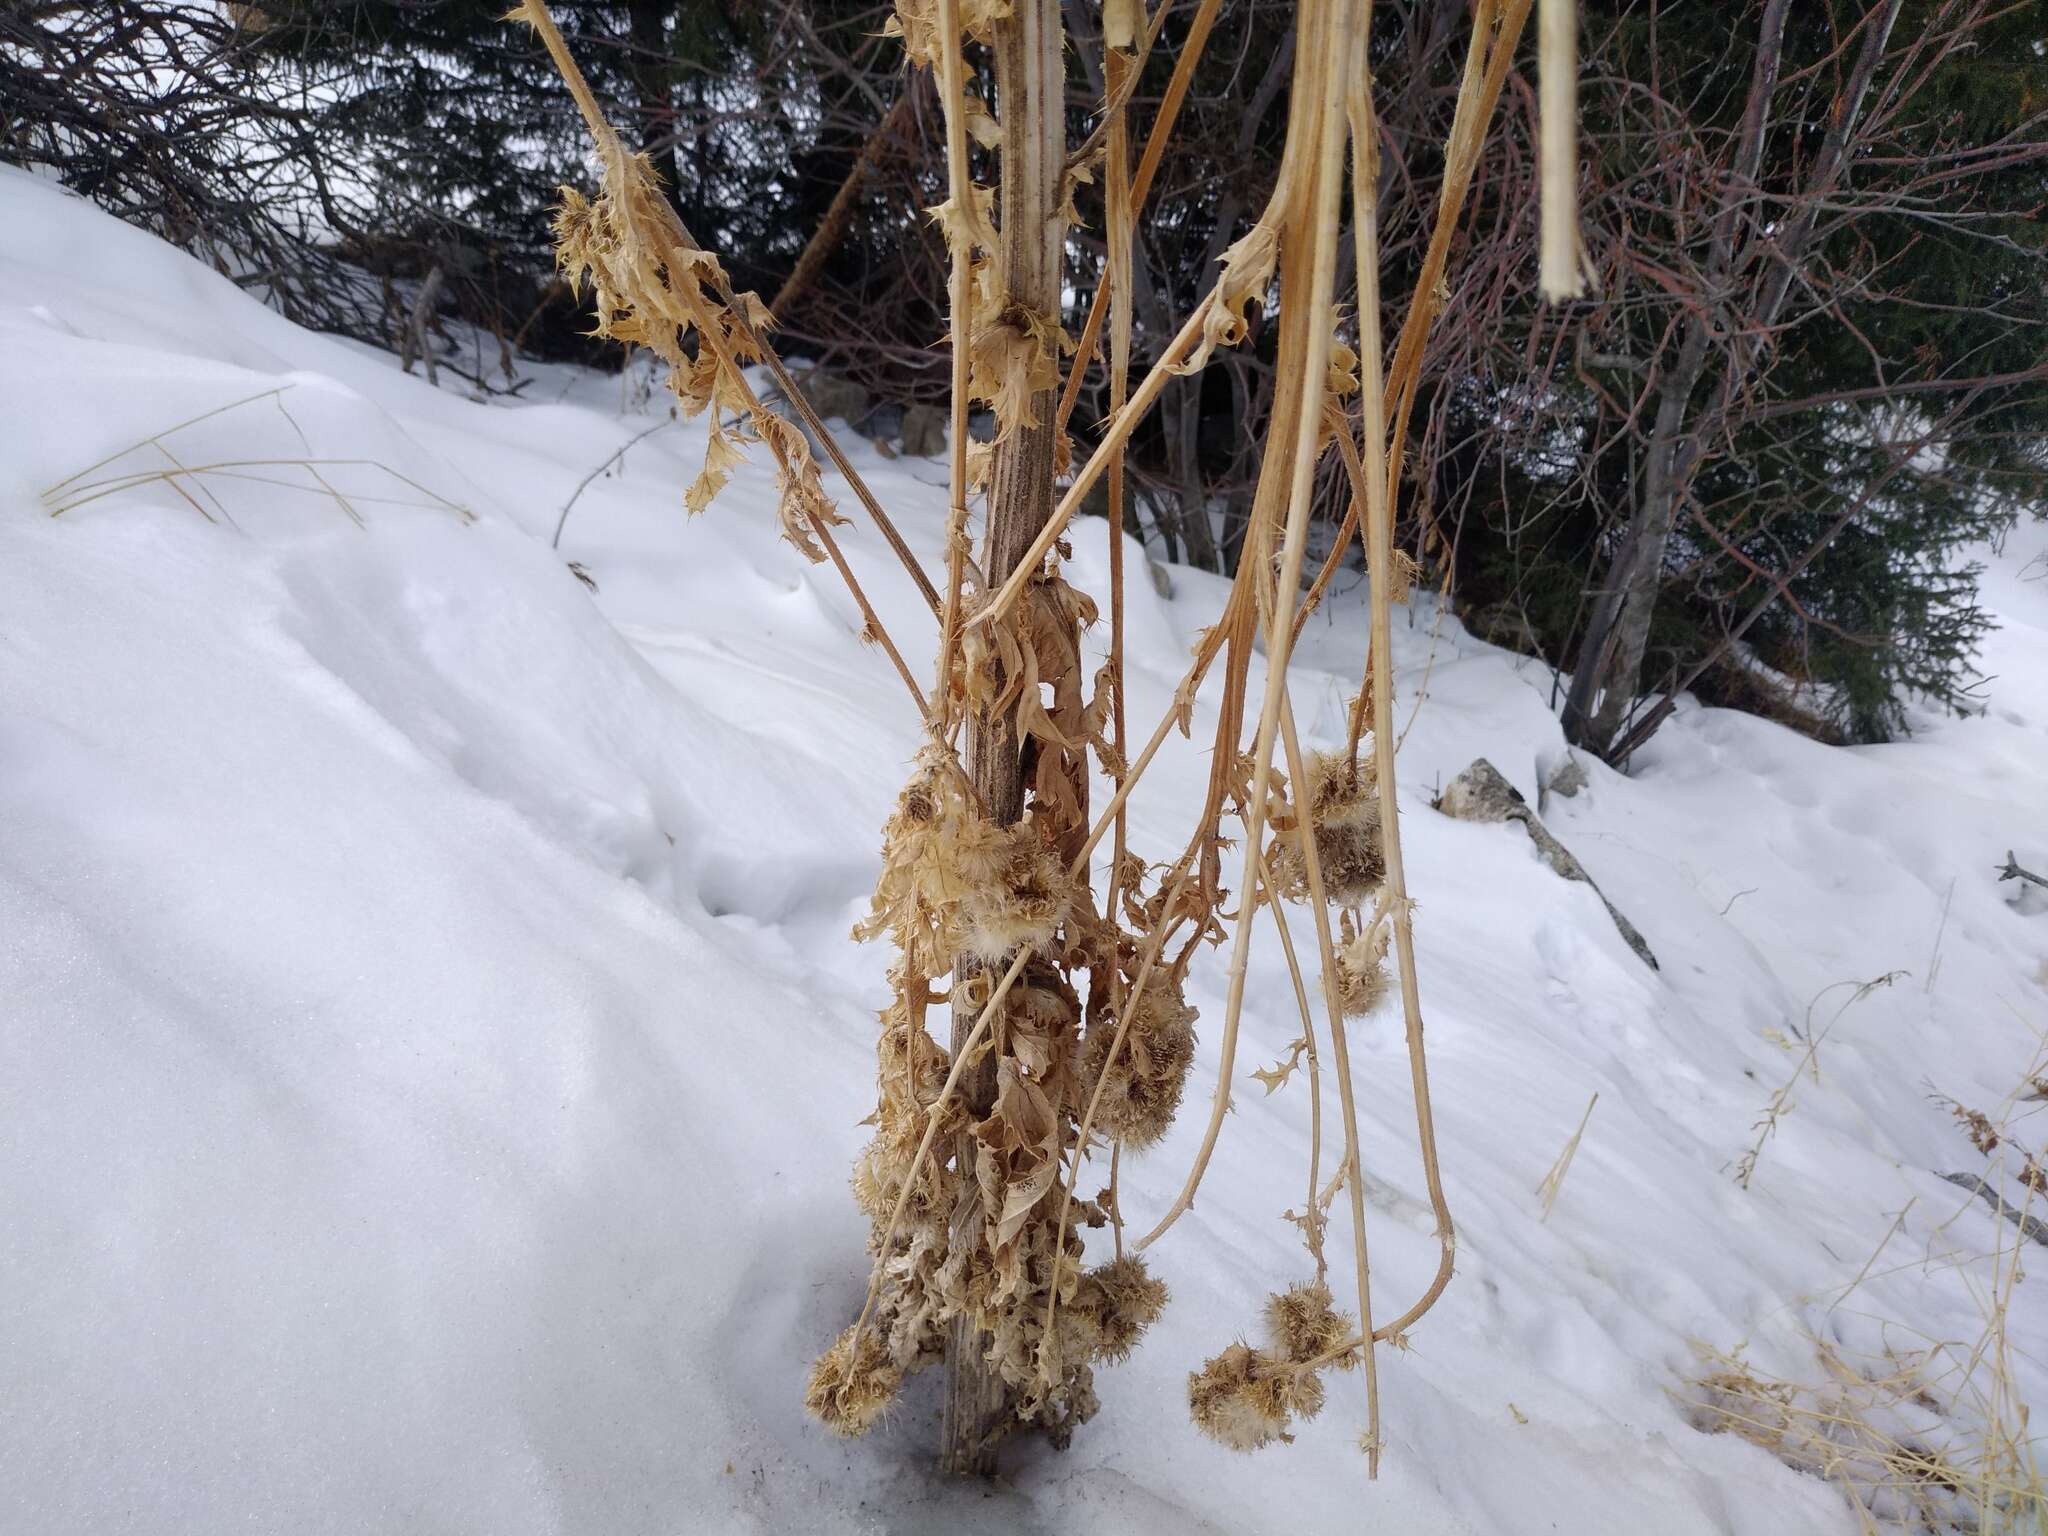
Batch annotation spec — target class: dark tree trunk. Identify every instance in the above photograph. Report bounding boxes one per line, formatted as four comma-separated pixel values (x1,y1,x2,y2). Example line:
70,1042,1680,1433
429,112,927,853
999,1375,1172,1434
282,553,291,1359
1559,0,1903,759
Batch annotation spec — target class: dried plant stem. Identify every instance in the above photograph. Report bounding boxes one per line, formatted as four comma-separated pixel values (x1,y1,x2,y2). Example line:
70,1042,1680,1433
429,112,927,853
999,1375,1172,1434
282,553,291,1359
1062,0,1172,173
981,297,1214,626
1108,1140,1125,1259
1136,0,1355,1258
1099,20,1137,988
1252,841,1329,1277
1537,0,1584,301
1277,681,1382,1473
739,334,942,617
1355,99,1458,1346
940,0,1066,1471
43,385,292,498
1535,1091,1598,1220
1735,971,1903,1189
931,0,977,735
1293,414,1370,646
1254,31,1387,1403
48,457,470,521
811,501,932,715
515,0,938,700
1056,0,1225,433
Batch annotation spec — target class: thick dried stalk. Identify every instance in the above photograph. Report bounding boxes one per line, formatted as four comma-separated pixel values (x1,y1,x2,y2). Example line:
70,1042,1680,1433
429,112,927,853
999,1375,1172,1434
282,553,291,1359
931,0,978,735
978,298,1214,625
940,0,1065,1475
1100,7,1137,1025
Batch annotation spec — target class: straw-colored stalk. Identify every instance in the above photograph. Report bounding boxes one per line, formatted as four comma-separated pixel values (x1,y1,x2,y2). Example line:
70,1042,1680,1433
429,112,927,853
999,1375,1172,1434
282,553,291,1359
1536,1092,1598,1220
1538,0,1585,301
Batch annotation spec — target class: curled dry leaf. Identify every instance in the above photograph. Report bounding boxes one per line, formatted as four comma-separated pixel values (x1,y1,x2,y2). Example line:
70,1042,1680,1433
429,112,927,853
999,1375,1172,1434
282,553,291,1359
527,4,845,565
1175,221,1281,377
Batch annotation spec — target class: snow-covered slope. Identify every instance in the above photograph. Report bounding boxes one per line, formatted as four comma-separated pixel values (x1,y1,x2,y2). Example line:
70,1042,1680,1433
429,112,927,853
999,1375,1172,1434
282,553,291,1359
2,165,2043,1535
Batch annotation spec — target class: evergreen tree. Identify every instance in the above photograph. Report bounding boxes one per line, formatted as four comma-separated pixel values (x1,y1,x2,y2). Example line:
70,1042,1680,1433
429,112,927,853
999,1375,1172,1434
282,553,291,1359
1445,0,2048,747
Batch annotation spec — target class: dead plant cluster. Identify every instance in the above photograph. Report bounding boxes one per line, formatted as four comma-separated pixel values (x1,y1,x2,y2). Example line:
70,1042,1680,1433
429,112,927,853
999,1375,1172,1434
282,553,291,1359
1694,1045,2048,1531
519,0,1569,1481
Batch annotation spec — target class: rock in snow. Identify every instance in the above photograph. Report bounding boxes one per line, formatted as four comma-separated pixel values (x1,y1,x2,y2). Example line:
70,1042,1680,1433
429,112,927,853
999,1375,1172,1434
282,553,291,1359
1437,758,1659,970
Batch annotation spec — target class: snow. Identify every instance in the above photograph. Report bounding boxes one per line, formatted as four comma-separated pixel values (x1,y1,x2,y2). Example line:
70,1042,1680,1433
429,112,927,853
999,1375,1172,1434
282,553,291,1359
2,163,2044,1534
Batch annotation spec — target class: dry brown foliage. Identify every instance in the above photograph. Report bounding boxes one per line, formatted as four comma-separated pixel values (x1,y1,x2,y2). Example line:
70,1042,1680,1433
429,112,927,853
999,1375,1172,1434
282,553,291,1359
519,0,1561,1482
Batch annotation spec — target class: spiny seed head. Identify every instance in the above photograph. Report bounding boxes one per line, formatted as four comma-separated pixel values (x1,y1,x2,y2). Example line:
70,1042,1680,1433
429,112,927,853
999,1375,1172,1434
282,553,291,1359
1078,1255,1169,1364
959,828,1069,963
1081,977,1198,1148
856,751,1075,972
1266,1282,1358,1370
1188,1342,1295,1452
1052,1296,1106,1379
1333,922,1391,1019
1274,750,1384,905
805,1326,903,1438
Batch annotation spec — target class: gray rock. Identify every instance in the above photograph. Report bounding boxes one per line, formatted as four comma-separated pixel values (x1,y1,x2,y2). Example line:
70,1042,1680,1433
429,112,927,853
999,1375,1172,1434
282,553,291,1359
1147,559,1174,600
863,401,904,442
798,370,869,426
1437,758,1659,971
1464,600,1541,654
900,403,947,458
1941,1172,2048,1246
1547,754,1590,801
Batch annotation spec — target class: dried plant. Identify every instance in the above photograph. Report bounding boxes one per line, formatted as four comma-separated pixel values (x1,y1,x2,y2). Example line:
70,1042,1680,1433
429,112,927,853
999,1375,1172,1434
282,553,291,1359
39,385,474,527
1737,972,1905,1191
1535,1092,1598,1221
520,0,1553,1484
1692,1041,2048,1531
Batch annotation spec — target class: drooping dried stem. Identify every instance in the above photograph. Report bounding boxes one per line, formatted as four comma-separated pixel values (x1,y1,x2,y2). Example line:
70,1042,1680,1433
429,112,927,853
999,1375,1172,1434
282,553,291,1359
1250,840,1329,1279
1347,46,1456,1351
1274,682,1381,1475
1056,0,1226,434
1135,0,1354,1257
512,0,932,709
